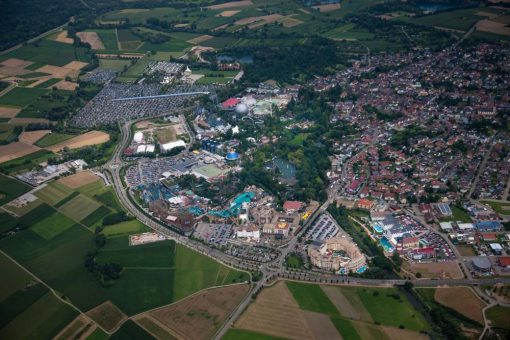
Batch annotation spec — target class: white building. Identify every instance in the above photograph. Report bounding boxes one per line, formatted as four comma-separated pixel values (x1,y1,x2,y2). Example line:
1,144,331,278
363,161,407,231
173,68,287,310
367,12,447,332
161,140,186,152
236,226,260,241
134,131,144,143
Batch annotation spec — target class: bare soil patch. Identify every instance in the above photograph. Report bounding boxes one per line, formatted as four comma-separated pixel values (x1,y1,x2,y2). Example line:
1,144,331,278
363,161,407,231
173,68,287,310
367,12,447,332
58,171,100,189
278,16,304,27
235,281,314,339
476,19,510,36
63,61,89,71
0,142,40,164
148,284,249,340
381,326,429,340
1,59,32,68
0,66,30,77
36,65,78,79
0,107,20,118
55,31,74,44
434,287,486,324
46,130,110,152
302,310,342,339
77,32,105,49
322,285,360,320
493,15,510,24
54,80,79,91
207,0,252,10
312,3,341,11
410,261,463,279
217,10,240,17
187,35,214,44
19,130,50,145
457,245,476,256
86,301,128,332
475,11,499,18
212,24,229,31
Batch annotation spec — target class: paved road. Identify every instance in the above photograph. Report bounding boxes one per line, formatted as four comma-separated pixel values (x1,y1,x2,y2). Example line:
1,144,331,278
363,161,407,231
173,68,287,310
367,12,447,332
104,117,510,339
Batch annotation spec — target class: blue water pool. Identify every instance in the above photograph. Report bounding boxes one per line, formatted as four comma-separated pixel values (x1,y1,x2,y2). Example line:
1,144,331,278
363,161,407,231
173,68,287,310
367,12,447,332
373,225,383,233
380,237,395,252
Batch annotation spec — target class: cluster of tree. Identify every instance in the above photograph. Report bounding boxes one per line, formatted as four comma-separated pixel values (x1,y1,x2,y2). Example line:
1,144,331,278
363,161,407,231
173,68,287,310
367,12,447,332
84,251,123,287
364,104,403,122
236,38,347,84
389,125,435,148
132,27,169,44
102,211,133,226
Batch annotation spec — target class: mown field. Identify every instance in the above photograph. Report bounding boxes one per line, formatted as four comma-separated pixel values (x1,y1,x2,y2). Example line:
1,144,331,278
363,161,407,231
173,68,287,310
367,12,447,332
3,39,90,66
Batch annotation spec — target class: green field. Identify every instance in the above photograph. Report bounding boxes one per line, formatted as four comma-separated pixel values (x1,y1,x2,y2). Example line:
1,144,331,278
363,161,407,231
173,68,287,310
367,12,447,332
82,205,112,228
18,72,51,79
330,317,362,340
0,174,31,206
59,194,102,222
97,238,174,267
480,200,510,215
31,212,76,240
34,78,62,89
0,212,18,234
88,29,118,50
35,133,75,147
3,39,90,66
286,281,339,316
0,150,54,174
35,181,74,206
102,220,146,237
98,59,132,71
0,87,48,107
399,8,485,31
346,286,430,331
486,306,510,330
223,329,285,340
17,89,74,119
110,320,154,340
0,253,78,339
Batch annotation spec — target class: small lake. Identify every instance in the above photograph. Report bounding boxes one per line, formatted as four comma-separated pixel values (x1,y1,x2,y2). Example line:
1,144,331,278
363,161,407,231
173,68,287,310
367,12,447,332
417,2,463,13
217,55,253,64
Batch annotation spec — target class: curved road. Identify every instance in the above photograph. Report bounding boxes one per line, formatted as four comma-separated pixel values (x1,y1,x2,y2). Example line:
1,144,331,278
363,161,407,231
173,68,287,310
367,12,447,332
103,116,510,340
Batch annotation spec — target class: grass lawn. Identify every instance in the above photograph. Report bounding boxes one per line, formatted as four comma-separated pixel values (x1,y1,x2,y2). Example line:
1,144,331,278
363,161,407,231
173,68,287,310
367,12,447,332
196,76,232,85
102,220,146,237
59,194,102,222
4,39,89,66
346,286,429,331
285,253,303,268
31,212,76,240
486,306,510,330
286,281,339,316
480,200,510,215
35,181,74,206
439,205,472,223
223,329,285,340
78,179,109,197
0,87,48,107
86,328,108,340
0,174,31,206
35,133,75,148
88,29,119,50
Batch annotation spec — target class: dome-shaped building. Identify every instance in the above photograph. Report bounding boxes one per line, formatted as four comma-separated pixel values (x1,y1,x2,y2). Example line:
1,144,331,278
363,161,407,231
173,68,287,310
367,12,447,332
235,103,249,115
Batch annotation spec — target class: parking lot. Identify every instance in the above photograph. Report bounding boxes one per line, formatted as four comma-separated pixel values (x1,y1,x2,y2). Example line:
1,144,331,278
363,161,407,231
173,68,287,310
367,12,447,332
193,223,233,246
304,213,339,241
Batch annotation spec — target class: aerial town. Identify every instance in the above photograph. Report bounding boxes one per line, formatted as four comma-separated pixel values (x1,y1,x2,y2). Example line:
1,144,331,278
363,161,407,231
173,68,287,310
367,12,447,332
0,0,510,339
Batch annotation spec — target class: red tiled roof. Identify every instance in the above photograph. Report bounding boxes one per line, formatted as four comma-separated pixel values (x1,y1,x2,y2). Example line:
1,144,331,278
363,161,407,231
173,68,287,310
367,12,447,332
221,98,240,108
283,201,303,211
499,257,510,267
